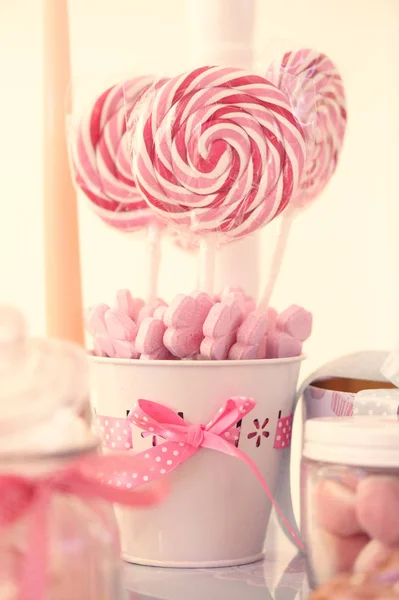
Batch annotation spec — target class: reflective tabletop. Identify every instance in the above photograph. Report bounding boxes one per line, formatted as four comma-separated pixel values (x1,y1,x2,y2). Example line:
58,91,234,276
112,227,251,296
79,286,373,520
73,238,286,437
124,518,310,599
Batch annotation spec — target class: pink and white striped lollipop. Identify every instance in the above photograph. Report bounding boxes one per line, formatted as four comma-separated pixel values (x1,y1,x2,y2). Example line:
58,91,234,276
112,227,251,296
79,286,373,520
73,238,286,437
71,76,156,232
266,49,347,208
131,66,307,241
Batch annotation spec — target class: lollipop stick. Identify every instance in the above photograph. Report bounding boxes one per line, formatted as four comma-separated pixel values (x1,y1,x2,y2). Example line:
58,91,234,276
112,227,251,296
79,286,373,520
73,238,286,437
147,223,162,303
198,236,217,295
188,0,261,300
259,215,293,310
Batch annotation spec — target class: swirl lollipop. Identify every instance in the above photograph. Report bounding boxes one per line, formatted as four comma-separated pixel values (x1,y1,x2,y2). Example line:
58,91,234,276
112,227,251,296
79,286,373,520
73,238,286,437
71,77,155,230
70,77,164,301
260,49,347,308
130,65,306,292
267,48,347,208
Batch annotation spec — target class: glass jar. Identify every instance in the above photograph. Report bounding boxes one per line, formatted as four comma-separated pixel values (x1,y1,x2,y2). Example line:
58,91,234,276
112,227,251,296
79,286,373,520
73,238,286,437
0,447,124,600
0,306,125,600
301,416,399,590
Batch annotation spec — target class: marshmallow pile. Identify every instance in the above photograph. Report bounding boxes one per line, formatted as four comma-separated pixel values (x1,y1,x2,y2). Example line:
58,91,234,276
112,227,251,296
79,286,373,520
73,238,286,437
85,288,313,361
312,473,399,581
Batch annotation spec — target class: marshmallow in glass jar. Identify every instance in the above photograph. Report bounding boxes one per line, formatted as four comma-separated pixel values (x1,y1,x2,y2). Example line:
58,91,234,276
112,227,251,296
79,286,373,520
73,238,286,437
0,306,125,600
302,416,399,590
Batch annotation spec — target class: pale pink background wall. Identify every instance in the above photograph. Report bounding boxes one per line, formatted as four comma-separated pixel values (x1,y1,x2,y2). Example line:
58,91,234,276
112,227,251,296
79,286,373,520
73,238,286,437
1,0,398,520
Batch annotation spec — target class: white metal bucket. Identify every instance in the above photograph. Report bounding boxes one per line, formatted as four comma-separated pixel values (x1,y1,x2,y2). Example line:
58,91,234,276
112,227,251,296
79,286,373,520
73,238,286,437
89,356,304,567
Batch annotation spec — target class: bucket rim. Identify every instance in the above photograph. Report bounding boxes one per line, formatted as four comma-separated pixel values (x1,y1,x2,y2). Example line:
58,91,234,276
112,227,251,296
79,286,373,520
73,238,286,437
88,353,306,368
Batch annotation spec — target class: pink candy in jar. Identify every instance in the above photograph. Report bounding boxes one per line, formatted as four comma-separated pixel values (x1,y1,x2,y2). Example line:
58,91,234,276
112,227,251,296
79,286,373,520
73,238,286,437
302,416,399,590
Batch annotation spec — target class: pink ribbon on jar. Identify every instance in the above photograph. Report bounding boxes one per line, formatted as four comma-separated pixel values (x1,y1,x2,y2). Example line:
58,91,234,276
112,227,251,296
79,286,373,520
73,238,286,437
0,453,166,600
99,396,303,550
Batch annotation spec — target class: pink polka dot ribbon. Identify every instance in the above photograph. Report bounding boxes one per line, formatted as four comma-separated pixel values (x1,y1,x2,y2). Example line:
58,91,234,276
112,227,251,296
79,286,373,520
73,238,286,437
97,416,133,450
97,396,303,550
273,414,293,449
96,414,241,451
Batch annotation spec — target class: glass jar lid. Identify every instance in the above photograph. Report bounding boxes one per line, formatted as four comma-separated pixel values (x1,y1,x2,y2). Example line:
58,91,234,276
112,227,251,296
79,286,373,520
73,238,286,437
303,416,399,467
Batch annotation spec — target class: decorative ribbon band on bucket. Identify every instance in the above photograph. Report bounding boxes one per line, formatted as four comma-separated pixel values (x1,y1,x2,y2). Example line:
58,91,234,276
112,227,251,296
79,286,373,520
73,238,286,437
97,396,303,549
0,454,166,600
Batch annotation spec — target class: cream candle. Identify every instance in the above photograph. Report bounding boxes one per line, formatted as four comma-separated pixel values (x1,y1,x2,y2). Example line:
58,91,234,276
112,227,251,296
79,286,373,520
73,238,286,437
43,0,83,344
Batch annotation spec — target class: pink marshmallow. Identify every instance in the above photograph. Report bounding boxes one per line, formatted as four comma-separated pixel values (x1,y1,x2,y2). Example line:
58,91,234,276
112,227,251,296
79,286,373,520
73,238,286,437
268,307,278,329
136,316,173,360
313,529,370,578
84,304,109,336
115,289,145,322
153,305,167,320
257,307,278,359
354,539,395,574
315,479,363,537
266,330,302,358
229,310,268,360
93,337,107,357
93,334,115,357
220,287,256,316
356,477,399,546
104,308,137,342
94,335,138,359
137,298,167,325
201,296,243,360
163,291,213,358
276,304,313,342
85,305,139,358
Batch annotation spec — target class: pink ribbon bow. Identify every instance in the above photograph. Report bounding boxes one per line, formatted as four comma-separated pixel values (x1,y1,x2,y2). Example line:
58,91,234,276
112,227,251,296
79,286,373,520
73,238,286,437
124,396,303,549
0,454,165,600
